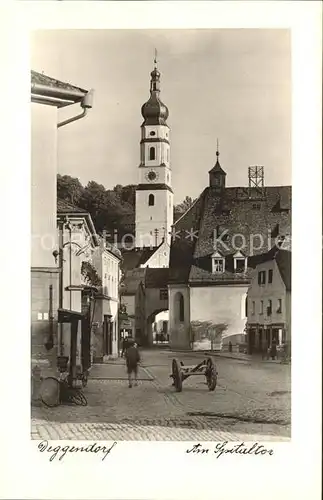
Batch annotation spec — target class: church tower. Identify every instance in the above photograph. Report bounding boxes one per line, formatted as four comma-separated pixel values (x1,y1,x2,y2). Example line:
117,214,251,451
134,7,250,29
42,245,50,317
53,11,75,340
135,54,173,249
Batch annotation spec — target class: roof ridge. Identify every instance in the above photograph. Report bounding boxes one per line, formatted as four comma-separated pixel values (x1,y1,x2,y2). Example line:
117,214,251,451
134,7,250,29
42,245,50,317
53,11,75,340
174,189,205,226
57,198,87,213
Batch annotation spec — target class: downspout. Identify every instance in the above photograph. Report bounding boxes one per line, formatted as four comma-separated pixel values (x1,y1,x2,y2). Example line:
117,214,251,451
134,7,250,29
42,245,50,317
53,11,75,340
58,89,94,128
69,225,72,309
58,221,64,355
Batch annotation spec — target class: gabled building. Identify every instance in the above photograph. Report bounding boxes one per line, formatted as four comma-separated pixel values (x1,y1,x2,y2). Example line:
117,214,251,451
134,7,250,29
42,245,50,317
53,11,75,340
246,247,291,355
57,199,122,364
168,148,291,350
56,199,99,373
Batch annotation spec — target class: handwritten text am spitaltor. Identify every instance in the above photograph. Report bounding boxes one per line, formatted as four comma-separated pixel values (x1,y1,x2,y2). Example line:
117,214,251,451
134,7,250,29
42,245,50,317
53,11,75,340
186,442,274,458
38,440,117,462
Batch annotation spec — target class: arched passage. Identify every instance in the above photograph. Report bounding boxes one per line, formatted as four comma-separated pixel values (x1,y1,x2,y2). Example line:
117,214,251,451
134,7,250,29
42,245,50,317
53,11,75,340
147,309,169,346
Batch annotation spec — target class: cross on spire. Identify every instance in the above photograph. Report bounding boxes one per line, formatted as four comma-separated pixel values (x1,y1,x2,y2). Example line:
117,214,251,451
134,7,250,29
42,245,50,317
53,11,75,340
216,138,220,158
154,48,158,68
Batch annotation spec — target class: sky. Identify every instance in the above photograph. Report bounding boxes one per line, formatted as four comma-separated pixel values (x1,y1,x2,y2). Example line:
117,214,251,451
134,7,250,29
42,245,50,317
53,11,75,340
31,29,291,203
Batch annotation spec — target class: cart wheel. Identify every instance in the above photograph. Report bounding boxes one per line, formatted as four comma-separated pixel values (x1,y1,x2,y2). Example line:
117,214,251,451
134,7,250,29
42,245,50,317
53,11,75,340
172,358,183,392
74,389,88,406
40,377,60,407
206,357,217,391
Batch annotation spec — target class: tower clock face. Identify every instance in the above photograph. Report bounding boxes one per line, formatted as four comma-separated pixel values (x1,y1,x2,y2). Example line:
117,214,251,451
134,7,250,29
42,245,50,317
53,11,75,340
145,170,159,182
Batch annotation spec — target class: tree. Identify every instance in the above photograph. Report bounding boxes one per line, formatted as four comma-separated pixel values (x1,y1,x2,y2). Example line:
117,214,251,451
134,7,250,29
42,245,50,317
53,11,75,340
81,261,102,287
174,195,195,221
190,320,228,351
57,174,84,205
57,174,197,241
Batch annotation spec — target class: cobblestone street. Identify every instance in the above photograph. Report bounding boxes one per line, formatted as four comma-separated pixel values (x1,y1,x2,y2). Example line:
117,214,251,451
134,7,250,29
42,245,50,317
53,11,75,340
31,349,291,441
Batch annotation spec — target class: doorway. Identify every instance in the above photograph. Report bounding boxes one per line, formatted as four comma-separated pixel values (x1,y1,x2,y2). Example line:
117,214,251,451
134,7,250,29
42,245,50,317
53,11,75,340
104,315,113,356
81,292,92,372
248,329,255,354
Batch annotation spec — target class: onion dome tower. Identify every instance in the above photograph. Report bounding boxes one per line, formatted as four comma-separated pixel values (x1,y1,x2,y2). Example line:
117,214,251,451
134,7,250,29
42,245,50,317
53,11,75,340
135,51,173,250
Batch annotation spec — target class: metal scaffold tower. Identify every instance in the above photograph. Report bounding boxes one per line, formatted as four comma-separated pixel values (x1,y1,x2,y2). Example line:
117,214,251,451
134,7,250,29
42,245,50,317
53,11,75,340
248,166,264,198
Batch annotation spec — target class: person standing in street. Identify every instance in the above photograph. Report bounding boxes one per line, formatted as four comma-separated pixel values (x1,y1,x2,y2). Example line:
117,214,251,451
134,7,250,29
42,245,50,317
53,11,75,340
121,335,128,358
125,338,140,388
270,338,277,360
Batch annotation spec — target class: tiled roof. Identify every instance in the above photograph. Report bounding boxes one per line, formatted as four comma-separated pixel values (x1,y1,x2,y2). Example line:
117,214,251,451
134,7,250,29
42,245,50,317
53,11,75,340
208,159,226,176
168,191,206,284
145,268,169,288
122,269,146,295
31,70,87,93
121,246,160,271
189,265,252,285
169,185,291,285
57,198,87,214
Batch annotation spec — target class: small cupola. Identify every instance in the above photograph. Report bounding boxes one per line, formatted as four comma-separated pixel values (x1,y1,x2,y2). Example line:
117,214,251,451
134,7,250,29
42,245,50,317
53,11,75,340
209,140,226,189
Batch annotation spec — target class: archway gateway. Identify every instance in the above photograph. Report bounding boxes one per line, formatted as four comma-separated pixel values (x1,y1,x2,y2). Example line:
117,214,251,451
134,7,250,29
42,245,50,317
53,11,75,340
146,308,169,347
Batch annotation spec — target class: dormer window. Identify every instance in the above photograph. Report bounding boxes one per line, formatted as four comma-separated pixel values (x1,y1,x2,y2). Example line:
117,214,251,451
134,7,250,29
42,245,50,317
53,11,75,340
233,251,247,273
212,251,225,273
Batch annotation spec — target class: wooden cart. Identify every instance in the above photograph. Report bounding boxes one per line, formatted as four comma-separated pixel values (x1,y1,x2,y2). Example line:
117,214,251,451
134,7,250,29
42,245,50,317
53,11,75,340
170,357,218,392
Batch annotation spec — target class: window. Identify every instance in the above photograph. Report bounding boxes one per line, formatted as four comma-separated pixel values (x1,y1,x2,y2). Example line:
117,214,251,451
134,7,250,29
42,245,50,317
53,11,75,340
150,131,156,136
277,299,282,314
148,194,155,206
234,251,246,273
260,300,264,315
212,251,225,273
235,258,246,273
258,271,266,285
213,259,224,273
253,203,261,210
160,288,168,300
252,301,255,315
174,292,184,323
268,269,273,283
167,149,169,162
149,147,155,160
267,300,272,316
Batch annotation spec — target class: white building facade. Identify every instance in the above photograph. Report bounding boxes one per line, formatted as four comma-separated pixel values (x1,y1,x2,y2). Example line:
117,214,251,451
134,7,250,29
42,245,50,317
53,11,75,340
92,242,122,360
246,248,291,355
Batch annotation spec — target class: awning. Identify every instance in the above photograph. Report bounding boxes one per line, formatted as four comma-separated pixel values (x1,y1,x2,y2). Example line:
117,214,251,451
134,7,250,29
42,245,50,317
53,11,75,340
58,308,84,323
